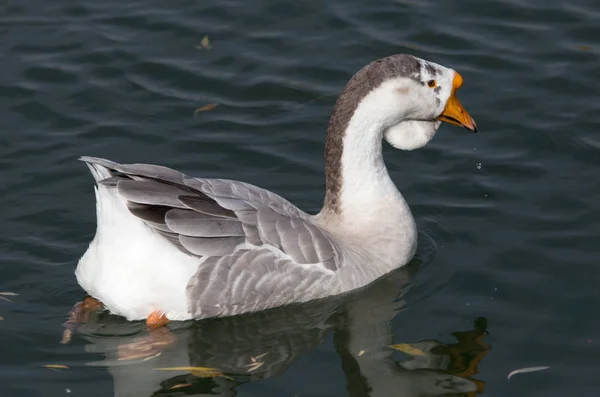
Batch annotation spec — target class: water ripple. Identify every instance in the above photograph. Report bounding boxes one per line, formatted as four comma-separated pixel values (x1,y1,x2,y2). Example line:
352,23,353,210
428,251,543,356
2,0,600,395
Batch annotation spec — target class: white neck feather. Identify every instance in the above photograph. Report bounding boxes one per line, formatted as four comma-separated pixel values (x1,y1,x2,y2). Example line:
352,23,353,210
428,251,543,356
332,81,440,229
338,116,403,225
328,110,420,267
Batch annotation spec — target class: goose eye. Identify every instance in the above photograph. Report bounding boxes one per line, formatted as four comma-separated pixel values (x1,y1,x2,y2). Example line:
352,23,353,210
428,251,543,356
427,80,437,88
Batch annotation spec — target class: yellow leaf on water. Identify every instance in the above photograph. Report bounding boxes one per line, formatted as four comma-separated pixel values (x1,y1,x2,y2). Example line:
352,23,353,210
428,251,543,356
155,366,224,378
194,103,218,114
199,35,212,50
43,364,69,369
190,368,223,378
61,329,72,345
387,344,425,356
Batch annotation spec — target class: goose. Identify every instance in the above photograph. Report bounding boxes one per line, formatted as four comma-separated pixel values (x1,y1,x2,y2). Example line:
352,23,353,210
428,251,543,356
74,54,476,327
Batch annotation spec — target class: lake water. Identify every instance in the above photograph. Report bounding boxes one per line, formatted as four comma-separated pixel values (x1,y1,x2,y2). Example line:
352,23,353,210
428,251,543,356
1,0,599,396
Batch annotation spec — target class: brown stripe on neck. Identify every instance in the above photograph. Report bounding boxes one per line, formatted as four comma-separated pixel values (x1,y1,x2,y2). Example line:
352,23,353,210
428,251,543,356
322,54,422,214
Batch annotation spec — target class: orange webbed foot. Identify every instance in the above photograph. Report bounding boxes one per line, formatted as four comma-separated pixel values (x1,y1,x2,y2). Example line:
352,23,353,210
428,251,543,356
61,296,105,344
146,310,170,329
80,296,104,311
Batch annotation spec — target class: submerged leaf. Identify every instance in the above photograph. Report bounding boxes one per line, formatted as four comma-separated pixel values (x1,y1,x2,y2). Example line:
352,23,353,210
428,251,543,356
194,103,218,114
388,343,425,356
253,352,269,361
507,366,549,380
245,361,264,372
243,353,269,372
43,364,69,369
0,296,12,302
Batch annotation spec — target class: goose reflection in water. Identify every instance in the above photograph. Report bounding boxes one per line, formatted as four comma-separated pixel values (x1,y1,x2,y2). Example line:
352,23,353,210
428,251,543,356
67,257,490,397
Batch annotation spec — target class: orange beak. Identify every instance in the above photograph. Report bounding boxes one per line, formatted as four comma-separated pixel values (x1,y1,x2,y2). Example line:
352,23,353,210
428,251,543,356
438,72,477,132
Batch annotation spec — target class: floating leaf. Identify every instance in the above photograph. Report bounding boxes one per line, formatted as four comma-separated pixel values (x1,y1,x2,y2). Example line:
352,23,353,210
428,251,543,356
507,366,549,380
170,384,193,390
61,329,72,345
197,35,212,50
0,292,18,296
155,366,224,378
388,344,425,356
201,35,211,49
194,103,218,114
358,350,366,357
43,364,69,369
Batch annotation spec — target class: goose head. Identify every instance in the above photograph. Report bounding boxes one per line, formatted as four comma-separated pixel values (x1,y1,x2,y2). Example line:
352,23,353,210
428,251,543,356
322,54,477,219
327,54,477,153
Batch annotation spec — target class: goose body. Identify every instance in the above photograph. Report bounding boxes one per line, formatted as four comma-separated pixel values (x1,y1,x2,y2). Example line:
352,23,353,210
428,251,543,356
75,54,476,322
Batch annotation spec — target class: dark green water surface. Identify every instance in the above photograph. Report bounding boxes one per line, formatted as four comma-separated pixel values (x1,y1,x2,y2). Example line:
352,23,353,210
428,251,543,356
1,0,599,396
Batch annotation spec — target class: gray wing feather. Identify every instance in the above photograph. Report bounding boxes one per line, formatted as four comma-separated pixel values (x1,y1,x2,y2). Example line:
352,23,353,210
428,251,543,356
179,195,236,218
211,197,255,211
242,223,262,246
165,209,245,237
117,179,190,208
304,222,336,262
235,209,258,225
180,236,246,256
187,248,336,319
114,162,186,184
126,202,168,224
80,157,340,270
